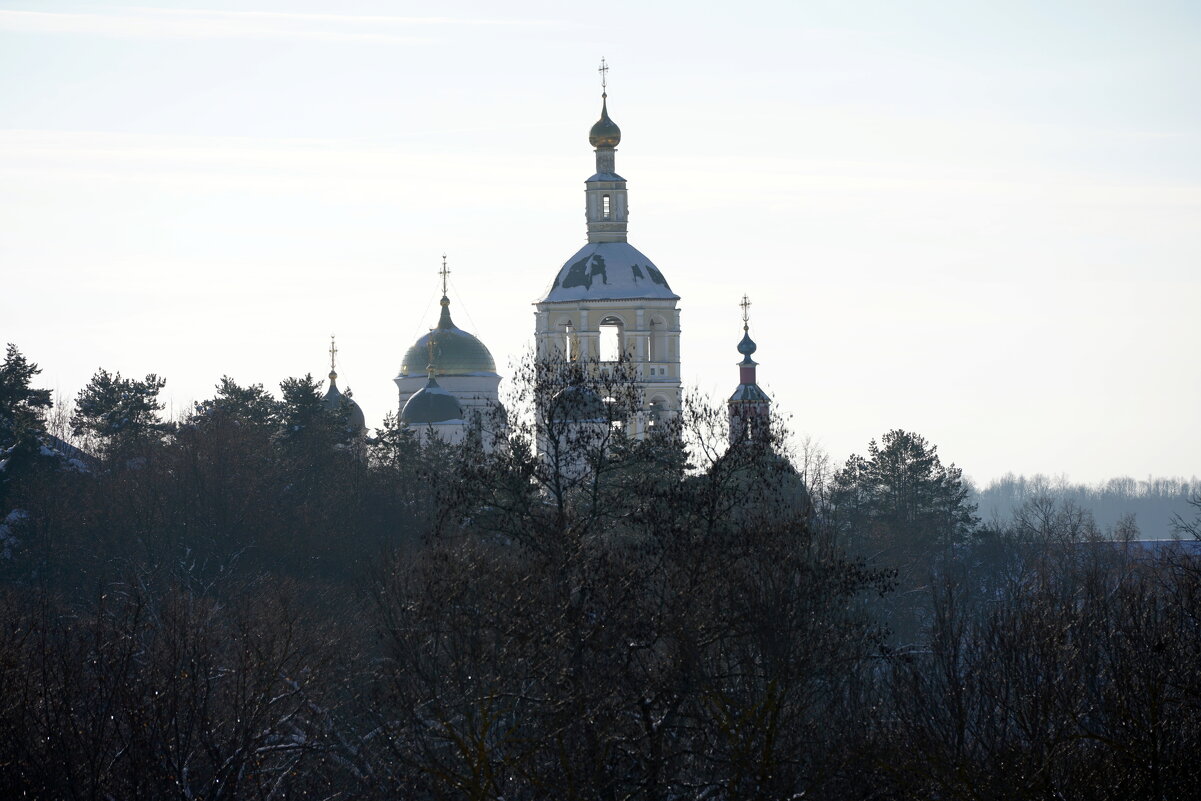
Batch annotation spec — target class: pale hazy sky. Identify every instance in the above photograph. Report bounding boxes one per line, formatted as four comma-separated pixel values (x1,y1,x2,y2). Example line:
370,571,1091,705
2,0,1199,485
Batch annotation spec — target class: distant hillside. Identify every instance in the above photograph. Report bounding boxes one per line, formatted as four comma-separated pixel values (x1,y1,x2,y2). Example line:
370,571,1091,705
973,474,1200,540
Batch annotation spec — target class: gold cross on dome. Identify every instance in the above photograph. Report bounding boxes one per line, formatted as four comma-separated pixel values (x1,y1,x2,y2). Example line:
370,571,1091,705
599,58,609,94
740,295,751,328
329,334,338,372
440,253,450,297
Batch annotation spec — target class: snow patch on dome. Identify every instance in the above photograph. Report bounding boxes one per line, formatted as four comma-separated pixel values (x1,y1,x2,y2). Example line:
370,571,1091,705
541,242,679,303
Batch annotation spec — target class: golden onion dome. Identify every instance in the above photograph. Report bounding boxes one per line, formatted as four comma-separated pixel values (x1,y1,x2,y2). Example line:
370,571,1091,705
588,95,621,148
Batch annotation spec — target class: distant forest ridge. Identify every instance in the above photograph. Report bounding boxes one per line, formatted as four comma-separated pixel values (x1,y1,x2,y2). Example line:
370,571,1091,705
973,473,1201,540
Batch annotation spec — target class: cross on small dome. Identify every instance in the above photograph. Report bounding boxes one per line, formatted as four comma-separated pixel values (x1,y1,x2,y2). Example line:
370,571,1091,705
589,59,621,148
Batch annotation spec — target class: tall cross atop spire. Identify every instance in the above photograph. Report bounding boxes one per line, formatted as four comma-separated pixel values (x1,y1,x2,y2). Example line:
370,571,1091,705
329,333,338,377
598,57,608,97
740,295,752,330
440,253,450,297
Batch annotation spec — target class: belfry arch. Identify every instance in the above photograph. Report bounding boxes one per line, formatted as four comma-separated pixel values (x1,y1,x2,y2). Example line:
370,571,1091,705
597,314,627,362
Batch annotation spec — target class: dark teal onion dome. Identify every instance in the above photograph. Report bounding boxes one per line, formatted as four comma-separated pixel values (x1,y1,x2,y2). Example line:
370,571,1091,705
589,95,621,148
737,331,757,364
549,385,607,422
400,296,497,377
323,371,366,431
401,375,463,425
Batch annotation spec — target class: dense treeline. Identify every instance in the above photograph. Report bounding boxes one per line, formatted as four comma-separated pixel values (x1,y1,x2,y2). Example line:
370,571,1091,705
2,343,1200,800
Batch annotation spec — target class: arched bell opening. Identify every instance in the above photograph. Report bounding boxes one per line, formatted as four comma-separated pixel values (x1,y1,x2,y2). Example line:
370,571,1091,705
598,314,627,363
648,395,668,429
554,318,582,362
648,314,670,368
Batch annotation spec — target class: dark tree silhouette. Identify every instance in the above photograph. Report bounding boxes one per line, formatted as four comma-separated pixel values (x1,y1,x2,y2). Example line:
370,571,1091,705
0,344,54,508
71,368,171,462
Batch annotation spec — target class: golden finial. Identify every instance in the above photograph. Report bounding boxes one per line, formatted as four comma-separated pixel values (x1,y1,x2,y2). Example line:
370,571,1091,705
740,295,751,331
328,333,338,380
440,253,450,298
426,333,437,379
598,57,609,97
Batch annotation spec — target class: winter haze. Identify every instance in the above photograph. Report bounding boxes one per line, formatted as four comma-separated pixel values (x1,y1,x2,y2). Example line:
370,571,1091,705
2,0,1199,484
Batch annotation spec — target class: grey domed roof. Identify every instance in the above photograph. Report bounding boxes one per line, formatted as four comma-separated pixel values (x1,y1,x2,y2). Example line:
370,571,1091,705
400,297,497,377
541,242,678,303
401,376,463,425
323,373,366,432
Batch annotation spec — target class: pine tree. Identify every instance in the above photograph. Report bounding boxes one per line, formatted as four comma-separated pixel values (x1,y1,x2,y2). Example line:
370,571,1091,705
190,376,282,433
0,344,54,507
277,374,347,448
71,369,171,462
831,429,978,558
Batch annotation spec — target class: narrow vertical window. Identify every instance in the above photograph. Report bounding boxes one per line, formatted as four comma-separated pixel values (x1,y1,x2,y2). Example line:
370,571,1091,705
602,194,611,220
599,321,622,362
565,321,578,361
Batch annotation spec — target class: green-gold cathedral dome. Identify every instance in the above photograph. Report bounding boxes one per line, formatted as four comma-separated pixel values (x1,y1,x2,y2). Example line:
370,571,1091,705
400,296,497,377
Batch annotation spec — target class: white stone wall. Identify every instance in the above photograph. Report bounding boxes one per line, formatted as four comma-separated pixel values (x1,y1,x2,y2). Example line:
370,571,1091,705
535,296,681,440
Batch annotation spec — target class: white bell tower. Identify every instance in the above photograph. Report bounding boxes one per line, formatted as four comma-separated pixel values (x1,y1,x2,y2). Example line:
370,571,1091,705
534,61,682,438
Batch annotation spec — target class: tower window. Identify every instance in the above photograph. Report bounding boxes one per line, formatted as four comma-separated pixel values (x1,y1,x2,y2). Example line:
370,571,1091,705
564,321,579,361
648,315,667,362
602,194,611,220
599,316,623,362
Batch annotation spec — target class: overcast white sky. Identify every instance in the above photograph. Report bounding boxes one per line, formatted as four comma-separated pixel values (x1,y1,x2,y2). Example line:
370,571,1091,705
2,0,1198,485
